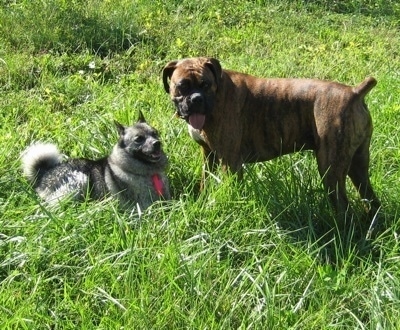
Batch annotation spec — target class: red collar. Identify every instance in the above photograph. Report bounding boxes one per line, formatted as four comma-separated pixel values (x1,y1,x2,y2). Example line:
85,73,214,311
151,173,164,196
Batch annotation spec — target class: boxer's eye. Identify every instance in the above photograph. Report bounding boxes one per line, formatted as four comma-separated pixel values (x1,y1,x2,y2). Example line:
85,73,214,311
177,80,190,94
200,81,210,89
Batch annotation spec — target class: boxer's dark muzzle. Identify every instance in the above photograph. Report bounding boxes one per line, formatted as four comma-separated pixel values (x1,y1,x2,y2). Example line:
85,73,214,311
173,91,214,130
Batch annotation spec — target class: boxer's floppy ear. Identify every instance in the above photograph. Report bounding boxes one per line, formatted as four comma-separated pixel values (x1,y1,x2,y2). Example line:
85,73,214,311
205,57,222,88
162,60,178,93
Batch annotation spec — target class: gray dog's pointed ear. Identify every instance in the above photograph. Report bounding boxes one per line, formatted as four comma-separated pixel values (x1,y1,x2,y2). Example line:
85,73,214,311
114,121,125,136
137,110,146,123
205,57,222,88
162,60,179,93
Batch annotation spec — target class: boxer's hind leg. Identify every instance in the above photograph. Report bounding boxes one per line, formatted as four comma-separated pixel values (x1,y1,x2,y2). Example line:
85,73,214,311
315,142,351,219
347,139,381,214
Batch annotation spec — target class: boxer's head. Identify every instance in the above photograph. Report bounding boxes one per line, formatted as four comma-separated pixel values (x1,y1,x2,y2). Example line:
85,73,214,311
162,57,222,130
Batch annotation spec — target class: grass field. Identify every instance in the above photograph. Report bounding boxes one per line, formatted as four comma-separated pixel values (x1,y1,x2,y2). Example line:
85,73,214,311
1,0,400,328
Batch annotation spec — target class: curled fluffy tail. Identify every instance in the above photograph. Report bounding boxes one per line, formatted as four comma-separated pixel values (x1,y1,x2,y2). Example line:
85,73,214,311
21,143,63,183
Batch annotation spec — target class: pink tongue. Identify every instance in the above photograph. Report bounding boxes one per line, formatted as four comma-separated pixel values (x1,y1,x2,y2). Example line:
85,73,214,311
188,114,206,130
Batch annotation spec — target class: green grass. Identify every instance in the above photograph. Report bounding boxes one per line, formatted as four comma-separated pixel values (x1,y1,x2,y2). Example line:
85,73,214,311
1,0,400,328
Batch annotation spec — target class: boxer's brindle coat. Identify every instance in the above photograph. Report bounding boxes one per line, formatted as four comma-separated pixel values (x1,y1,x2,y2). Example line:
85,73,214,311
163,57,380,219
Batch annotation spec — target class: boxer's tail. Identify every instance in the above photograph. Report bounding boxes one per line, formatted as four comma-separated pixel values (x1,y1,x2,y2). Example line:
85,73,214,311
353,77,377,99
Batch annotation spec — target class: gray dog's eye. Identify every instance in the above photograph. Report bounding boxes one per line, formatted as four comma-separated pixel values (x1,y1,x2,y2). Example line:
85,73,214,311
134,135,145,143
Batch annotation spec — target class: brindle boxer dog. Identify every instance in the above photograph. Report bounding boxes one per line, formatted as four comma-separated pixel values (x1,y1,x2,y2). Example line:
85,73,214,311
162,57,381,220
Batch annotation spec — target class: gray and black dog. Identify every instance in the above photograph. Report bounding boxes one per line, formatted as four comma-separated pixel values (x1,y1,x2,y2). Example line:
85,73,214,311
21,111,170,211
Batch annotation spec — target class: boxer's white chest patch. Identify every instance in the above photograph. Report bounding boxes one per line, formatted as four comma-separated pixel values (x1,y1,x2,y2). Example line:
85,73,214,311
188,125,206,144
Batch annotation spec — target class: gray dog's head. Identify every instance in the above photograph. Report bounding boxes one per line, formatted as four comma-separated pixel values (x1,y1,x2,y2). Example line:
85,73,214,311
115,111,167,167
162,57,222,130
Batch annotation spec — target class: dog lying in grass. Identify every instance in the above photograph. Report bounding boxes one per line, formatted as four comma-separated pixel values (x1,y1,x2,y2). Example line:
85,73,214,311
21,111,170,211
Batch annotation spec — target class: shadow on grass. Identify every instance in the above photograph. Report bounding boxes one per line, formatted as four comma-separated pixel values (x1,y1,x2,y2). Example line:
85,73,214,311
301,0,400,18
0,1,146,56
238,163,391,265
